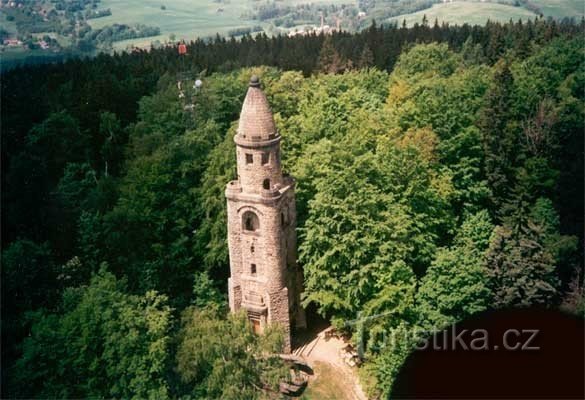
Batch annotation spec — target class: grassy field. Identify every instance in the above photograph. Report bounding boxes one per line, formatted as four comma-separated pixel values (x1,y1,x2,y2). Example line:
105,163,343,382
4,0,582,54
389,1,538,26
300,361,356,400
530,0,584,19
0,10,19,36
90,0,252,36
96,0,579,49
88,0,255,48
89,0,349,49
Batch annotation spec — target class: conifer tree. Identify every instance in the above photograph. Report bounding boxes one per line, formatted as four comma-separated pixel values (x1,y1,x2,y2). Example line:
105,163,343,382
484,222,559,308
477,60,517,215
317,36,345,74
358,44,374,69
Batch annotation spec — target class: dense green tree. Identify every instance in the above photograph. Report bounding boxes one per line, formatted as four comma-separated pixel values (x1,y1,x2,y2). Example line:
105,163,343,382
98,111,125,177
56,162,97,213
317,35,348,74
300,158,417,320
358,44,375,69
391,43,460,81
461,36,486,66
176,308,288,399
283,69,389,164
386,48,491,213
477,60,518,213
1,240,58,317
439,126,491,213
1,239,58,377
529,198,578,268
3,111,88,247
10,268,173,399
300,135,452,321
25,111,89,184
191,270,225,308
417,211,494,329
79,92,223,300
500,157,559,230
264,70,306,118
485,222,559,308
511,38,584,237
82,106,235,301
361,321,421,400
195,125,237,273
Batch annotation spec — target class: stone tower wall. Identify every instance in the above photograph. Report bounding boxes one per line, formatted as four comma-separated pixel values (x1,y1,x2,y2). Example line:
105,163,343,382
235,141,283,194
226,76,305,354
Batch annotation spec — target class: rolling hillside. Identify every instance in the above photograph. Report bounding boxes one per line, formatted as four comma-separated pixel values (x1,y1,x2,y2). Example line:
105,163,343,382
530,0,584,19
87,0,255,47
91,0,582,49
2,0,582,56
389,1,538,27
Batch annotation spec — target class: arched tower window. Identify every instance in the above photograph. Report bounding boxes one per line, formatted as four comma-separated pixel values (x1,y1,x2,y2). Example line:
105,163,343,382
263,179,270,190
242,211,260,232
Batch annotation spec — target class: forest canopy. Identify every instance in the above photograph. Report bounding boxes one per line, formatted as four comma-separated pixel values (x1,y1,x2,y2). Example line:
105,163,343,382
1,18,584,399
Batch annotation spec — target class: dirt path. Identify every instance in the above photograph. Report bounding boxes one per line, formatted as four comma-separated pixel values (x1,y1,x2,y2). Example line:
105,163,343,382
293,326,367,400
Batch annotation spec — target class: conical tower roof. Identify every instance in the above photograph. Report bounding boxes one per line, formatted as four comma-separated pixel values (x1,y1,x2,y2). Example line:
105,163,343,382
237,76,277,142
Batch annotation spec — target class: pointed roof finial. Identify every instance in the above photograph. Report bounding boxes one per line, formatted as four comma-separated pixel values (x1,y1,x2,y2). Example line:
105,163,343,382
237,75,277,143
249,75,260,87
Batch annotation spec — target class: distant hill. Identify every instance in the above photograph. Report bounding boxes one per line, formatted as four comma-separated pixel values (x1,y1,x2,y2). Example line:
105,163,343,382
389,2,538,27
91,0,585,49
390,1,583,27
1,0,582,62
529,0,584,19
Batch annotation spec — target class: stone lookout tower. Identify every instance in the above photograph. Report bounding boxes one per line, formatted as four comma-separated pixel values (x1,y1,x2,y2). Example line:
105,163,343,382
226,76,305,352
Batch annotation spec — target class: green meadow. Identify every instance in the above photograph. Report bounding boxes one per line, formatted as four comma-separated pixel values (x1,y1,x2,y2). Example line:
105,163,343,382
530,0,584,19
89,0,352,49
93,0,582,50
389,1,538,27
89,0,252,36
1,11,18,36
6,0,583,52
88,0,255,48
